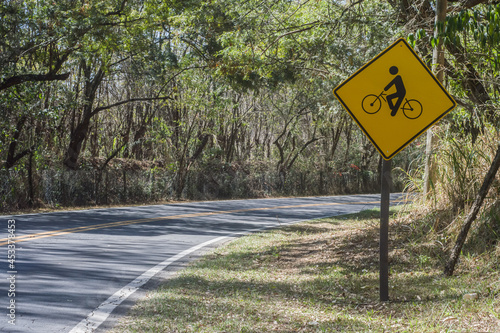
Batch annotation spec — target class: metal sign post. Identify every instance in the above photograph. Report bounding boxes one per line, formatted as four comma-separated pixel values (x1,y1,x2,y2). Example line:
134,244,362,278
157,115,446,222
380,159,392,301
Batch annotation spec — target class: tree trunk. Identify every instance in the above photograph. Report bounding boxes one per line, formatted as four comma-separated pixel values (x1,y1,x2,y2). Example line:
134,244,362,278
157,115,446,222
174,133,210,199
63,64,105,169
423,0,447,196
27,150,35,207
444,142,500,276
64,118,92,169
4,115,28,169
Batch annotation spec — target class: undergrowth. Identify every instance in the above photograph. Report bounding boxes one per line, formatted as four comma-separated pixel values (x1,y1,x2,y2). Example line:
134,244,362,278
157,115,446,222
400,124,500,272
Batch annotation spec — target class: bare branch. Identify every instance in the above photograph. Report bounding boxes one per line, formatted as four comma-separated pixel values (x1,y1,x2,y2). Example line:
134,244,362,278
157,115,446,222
0,48,73,91
448,0,490,9
261,23,320,56
0,72,70,91
106,0,129,16
91,96,174,116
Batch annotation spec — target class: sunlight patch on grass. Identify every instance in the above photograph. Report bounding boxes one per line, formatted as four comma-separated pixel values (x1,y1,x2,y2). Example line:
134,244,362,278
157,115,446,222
110,209,500,333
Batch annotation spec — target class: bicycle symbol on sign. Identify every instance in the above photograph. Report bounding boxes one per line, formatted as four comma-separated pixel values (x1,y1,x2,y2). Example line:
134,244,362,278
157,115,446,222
361,66,423,120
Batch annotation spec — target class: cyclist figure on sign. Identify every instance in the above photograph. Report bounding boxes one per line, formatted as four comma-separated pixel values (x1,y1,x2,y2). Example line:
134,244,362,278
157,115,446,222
384,66,406,117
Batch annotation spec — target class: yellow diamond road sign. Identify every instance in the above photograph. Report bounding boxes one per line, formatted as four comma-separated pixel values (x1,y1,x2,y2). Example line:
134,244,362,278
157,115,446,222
334,38,456,160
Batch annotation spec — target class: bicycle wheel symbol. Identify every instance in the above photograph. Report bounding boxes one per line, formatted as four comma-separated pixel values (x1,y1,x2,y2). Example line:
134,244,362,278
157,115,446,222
361,93,423,120
402,99,423,119
361,94,381,114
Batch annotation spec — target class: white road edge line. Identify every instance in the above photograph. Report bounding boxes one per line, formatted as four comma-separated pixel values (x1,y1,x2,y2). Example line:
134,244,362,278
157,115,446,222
68,220,300,333
68,236,229,333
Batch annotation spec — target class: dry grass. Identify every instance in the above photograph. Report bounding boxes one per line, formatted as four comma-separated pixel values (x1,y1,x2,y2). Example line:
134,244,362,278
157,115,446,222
109,208,500,333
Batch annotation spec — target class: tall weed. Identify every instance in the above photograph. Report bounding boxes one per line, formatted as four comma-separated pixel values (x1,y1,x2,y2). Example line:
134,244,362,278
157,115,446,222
401,125,499,259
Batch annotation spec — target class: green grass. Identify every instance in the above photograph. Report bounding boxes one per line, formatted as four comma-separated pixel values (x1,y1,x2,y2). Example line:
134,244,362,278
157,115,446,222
110,208,500,332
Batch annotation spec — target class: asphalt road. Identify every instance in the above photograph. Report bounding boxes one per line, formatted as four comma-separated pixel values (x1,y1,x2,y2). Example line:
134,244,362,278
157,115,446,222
0,194,405,333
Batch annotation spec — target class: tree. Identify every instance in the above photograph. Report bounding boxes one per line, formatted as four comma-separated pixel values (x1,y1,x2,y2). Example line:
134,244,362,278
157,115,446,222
401,0,500,274
0,0,419,210
0,1,73,91
423,0,448,196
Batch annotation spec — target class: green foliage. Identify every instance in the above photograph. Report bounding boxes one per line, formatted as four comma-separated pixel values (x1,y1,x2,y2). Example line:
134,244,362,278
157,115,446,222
0,0,416,210
409,3,500,76
437,135,491,212
447,5,500,48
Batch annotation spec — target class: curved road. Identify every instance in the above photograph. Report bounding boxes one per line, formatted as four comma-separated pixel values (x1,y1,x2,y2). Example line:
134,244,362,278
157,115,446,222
0,194,405,333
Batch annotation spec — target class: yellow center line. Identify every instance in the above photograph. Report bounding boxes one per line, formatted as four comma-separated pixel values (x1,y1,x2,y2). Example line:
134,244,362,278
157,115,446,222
1,199,406,246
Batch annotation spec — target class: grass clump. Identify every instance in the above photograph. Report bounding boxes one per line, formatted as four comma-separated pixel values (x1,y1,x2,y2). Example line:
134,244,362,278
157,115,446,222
110,208,500,333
